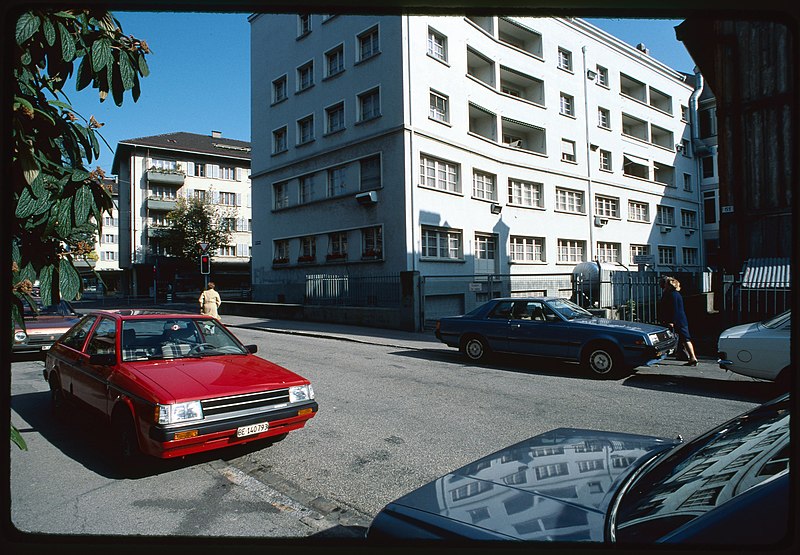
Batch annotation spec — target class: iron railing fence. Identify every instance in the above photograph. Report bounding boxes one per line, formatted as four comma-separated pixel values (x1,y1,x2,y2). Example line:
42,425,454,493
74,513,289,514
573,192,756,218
721,278,792,324
304,273,402,307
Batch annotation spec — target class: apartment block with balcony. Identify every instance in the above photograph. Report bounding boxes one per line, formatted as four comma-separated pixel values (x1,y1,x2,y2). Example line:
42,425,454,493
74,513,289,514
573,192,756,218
249,15,703,315
112,131,252,295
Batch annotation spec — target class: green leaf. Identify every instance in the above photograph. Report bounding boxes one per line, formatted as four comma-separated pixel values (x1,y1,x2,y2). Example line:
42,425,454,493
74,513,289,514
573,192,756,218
74,185,91,223
59,257,81,300
11,425,28,451
70,168,91,182
138,54,149,77
58,22,76,62
39,264,54,306
56,198,72,237
119,54,135,90
76,57,92,90
43,16,56,46
15,186,37,218
15,12,40,45
91,37,112,72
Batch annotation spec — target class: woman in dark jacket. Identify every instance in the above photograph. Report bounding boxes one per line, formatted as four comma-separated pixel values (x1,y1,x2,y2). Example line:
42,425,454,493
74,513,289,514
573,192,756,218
660,276,698,366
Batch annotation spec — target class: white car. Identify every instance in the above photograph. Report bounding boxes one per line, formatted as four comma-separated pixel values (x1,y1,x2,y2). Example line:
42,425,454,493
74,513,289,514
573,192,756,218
717,310,790,388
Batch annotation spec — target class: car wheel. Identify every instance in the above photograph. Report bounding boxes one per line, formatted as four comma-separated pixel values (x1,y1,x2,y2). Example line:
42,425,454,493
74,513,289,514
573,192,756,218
583,343,624,378
48,374,67,415
111,409,143,472
462,336,489,362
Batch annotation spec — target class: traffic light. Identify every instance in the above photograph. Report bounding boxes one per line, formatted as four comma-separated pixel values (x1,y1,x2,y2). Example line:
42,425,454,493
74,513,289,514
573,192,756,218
200,254,211,275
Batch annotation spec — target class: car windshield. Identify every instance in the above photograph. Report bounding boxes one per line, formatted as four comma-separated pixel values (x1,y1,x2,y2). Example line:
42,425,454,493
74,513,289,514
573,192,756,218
23,299,76,317
120,318,247,361
611,396,790,543
548,298,593,320
761,310,790,329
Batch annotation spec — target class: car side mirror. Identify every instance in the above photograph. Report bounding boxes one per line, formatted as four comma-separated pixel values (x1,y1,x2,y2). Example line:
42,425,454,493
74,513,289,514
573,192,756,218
89,353,117,366
245,344,258,354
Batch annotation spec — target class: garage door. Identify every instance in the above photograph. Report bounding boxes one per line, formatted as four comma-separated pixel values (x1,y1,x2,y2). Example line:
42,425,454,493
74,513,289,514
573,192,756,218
424,294,465,329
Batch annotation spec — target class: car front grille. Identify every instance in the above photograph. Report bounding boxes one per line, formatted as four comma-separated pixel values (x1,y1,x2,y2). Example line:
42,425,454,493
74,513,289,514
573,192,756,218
201,389,291,418
653,330,674,344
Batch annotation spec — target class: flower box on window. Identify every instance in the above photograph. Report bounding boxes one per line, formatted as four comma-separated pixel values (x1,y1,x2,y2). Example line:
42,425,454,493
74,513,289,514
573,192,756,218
361,250,382,259
297,255,316,263
272,257,289,265
326,253,347,261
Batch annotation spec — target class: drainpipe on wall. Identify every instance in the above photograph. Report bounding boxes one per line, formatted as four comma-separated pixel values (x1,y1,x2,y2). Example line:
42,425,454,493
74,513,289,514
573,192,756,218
689,67,706,272
582,46,596,262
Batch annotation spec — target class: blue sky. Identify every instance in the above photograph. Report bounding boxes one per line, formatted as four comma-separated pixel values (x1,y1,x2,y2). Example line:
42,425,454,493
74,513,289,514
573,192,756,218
67,13,695,175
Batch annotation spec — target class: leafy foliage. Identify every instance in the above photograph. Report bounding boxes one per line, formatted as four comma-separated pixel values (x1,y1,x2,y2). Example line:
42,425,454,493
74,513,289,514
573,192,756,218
159,195,234,262
11,10,149,333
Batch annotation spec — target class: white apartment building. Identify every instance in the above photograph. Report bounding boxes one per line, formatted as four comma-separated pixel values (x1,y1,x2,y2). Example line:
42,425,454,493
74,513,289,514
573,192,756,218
112,131,252,295
249,15,702,306
93,177,123,291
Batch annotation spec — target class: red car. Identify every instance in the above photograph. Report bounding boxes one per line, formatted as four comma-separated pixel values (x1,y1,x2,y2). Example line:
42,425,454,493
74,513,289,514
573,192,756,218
44,310,318,468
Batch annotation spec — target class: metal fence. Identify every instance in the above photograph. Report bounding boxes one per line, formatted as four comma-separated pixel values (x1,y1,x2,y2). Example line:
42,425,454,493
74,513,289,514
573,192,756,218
721,278,792,323
305,274,402,307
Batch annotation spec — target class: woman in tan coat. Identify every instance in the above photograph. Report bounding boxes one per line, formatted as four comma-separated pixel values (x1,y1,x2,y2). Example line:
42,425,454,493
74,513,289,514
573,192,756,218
199,282,222,319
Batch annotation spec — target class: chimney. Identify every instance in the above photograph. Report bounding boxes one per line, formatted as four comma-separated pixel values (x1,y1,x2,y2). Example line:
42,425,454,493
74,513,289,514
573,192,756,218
211,130,222,138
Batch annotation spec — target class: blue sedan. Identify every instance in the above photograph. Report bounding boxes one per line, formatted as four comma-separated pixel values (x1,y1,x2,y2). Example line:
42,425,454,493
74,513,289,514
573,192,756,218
435,297,677,378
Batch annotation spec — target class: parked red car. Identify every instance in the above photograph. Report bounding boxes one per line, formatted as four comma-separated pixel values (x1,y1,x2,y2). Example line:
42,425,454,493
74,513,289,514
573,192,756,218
44,310,317,467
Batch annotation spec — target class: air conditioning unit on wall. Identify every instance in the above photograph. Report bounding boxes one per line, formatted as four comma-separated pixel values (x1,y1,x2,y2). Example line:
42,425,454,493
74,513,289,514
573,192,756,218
660,225,672,233
355,191,378,205
594,217,608,227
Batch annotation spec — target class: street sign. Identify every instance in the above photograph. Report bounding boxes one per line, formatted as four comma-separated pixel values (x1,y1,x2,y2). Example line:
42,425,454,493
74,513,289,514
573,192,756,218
633,255,654,265
198,242,209,253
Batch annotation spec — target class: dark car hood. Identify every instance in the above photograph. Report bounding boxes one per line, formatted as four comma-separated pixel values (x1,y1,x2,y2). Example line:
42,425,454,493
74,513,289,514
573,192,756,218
570,317,667,334
124,354,308,403
377,428,677,541
19,313,81,332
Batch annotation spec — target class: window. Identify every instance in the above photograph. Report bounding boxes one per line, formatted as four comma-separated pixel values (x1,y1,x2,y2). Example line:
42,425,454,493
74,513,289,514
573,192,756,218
628,200,649,222
358,88,380,121
630,244,650,264
219,192,237,206
218,245,236,257
325,102,345,134
656,205,675,226
273,182,289,209
702,156,715,178
559,93,575,116
596,65,608,86
193,190,207,201
475,234,496,260
299,174,315,204
300,236,316,262
220,166,235,180
420,155,459,193
360,155,381,191
556,188,584,213
325,45,345,77
192,163,205,177
703,190,718,224
680,139,691,157
87,318,117,356
598,107,611,129
510,236,544,263
561,139,576,163
327,166,347,197
362,226,383,258
358,26,379,61
297,61,314,91
681,209,698,229
422,226,462,260
151,159,177,171
508,179,543,208
658,245,676,266
150,185,176,199
273,240,289,263
429,90,449,123
272,127,287,154
595,195,619,218
681,105,689,122
297,115,314,144
597,242,621,263
298,14,311,36
623,154,649,180
328,232,348,259
102,234,117,244
557,239,585,263
427,27,448,62
272,75,287,103
472,170,497,201
683,173,693,192
557,47,572,71
683,247,699,266
222,217,236,232
599,149,612,171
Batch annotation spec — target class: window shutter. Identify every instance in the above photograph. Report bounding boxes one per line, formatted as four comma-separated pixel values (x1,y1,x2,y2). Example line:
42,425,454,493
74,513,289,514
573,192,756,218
245,193,251,207
186,188,194,199
187,161,195,175
236,193,242,206
210,164,220,178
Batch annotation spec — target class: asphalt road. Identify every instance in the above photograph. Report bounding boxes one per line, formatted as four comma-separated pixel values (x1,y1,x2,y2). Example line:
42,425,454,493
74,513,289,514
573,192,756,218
8,322,779,547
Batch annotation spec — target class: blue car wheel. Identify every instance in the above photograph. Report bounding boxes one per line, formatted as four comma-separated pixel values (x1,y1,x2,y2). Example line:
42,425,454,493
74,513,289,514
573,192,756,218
583,343,623,378
462,336,489,361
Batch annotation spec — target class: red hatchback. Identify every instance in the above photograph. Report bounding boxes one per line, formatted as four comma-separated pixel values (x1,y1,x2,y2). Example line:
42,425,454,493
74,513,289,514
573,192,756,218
44,310,317,467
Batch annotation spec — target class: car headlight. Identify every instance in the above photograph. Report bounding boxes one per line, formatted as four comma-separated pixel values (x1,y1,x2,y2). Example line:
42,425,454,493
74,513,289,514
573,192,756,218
647,333,659,345
157,401,203,424
289,384,314,403
14,330,27,343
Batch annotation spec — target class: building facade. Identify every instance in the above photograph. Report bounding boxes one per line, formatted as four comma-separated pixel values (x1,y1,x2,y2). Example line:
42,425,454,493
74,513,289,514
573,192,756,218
112,131,252,295
249,15,703,308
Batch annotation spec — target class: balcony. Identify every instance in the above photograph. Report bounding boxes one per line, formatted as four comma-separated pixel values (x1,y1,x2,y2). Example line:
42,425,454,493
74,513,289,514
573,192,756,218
146,197,177,211
146,224,170,238
146,169,185,185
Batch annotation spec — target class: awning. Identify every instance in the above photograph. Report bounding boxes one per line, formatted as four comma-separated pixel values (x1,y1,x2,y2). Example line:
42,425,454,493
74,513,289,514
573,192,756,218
741,258,791,288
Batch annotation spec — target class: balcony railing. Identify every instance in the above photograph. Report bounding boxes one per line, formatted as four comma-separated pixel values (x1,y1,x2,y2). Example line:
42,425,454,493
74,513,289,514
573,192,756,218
146,169,185,185
146,197,177,211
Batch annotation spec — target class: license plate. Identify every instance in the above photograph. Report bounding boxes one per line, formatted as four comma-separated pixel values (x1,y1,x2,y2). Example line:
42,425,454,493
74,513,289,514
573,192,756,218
42,345,51,350
236,422,269,438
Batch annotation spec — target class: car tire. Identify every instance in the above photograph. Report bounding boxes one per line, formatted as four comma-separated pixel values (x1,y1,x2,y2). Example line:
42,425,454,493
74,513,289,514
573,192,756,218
583,343,624,379
111,409,144,473
461,335,490,362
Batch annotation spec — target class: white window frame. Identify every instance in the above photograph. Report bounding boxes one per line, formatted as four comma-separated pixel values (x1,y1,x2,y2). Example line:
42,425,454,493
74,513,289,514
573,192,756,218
596,242,621,263
594,195,619,218
560,93,575,116
420,155,460,193
658,245,676,266
630,244,650,264
325,45,345,77
472,170,497,201
427,27,448,62
555,187,584,213
557,239,585,263
357,26,380,61
508,179,543,208
557,47,573,71
429,90,449,123
421,226,462,260
358,87,380,121
325,102,345,134
297,115,314,144
628,200,649,222
510,235,544,263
